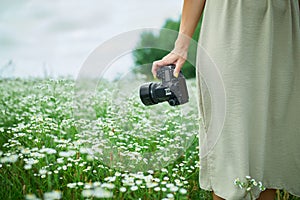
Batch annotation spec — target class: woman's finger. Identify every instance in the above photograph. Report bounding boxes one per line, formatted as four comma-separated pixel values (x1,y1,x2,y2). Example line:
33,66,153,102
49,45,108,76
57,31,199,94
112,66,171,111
152,54,179,78
151,60,161,78
173,57,186,77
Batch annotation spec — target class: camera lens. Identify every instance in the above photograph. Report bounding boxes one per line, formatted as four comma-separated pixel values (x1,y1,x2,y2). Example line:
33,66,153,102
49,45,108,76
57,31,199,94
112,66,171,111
139,83,156,106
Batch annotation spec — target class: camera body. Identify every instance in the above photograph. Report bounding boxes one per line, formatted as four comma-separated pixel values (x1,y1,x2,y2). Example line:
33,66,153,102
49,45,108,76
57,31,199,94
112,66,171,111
139,64,189,106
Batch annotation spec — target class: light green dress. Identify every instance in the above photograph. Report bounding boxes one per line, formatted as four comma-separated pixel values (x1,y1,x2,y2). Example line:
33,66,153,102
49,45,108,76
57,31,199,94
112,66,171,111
196,0,300,199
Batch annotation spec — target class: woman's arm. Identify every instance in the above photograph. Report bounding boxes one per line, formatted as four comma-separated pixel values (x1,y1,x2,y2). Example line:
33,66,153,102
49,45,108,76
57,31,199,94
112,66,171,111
152,0,206,78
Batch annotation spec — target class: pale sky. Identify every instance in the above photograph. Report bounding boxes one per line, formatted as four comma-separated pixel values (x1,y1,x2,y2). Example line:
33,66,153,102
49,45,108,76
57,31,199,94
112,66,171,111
0,0,183,79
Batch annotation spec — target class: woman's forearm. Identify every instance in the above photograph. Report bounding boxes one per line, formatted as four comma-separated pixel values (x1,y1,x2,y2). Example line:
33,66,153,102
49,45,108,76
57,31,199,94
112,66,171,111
151,0,206,77
175,0,206,50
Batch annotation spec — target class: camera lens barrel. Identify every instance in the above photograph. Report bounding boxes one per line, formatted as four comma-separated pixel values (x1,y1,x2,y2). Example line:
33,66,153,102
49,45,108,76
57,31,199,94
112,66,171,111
140,82,173,106
139,83,156,106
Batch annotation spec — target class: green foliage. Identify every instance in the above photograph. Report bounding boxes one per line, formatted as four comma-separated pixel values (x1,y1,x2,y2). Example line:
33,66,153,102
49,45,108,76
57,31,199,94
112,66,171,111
132,17,202,80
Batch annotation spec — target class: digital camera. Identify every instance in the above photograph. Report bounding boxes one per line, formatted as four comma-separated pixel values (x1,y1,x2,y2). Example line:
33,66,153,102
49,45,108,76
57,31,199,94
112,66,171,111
139,64,189,106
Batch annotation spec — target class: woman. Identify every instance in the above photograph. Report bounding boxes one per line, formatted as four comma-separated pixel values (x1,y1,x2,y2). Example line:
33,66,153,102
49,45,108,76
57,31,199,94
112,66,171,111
152,0,300,199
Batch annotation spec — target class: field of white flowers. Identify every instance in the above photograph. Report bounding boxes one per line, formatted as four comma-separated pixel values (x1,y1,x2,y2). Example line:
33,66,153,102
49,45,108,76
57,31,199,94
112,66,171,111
0,78,210,200
1,79,299,200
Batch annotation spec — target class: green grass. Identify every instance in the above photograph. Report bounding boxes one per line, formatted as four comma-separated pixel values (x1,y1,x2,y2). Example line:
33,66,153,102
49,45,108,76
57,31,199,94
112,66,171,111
0,78,299,200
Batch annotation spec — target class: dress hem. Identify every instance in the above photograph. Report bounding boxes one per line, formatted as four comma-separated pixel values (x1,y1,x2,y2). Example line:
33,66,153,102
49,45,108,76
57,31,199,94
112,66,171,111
199,183,300,200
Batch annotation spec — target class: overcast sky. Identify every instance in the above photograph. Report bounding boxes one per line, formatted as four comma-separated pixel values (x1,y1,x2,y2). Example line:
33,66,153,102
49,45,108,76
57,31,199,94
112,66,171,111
0,0,183,79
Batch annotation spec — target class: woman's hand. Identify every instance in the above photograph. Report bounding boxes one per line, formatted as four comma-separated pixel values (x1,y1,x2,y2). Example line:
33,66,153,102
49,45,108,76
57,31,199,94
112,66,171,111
151,0,205,79
151,39,189,78
152,0,205,78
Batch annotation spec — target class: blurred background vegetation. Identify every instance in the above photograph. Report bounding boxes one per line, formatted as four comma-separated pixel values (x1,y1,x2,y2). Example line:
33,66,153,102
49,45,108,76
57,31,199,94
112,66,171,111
132,16,203,80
